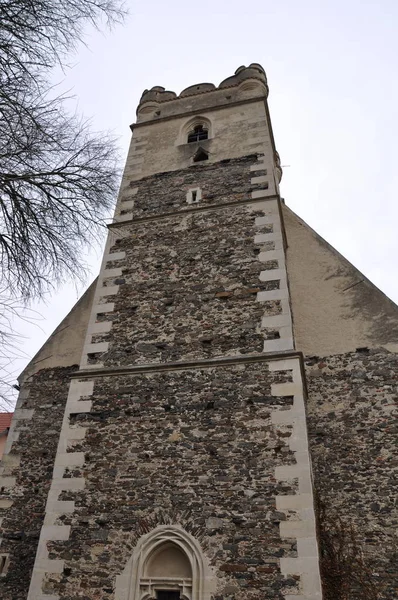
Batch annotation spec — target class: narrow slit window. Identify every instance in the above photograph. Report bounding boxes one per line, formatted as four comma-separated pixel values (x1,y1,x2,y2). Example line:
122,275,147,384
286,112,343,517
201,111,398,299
186,188,202,204
187,125,208,143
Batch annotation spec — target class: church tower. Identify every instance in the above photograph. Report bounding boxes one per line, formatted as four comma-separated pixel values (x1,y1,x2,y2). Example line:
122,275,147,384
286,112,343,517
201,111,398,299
1,64,397,600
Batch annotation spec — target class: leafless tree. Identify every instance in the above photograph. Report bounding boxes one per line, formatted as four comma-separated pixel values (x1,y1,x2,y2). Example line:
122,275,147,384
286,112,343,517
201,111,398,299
316,495,384,600
1,0,126,73
0,88,120,298
0,0,127,406
0,294,39,408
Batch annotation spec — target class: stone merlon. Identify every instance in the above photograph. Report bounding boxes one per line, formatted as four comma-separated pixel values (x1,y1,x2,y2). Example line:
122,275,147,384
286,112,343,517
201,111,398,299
136,63,268,122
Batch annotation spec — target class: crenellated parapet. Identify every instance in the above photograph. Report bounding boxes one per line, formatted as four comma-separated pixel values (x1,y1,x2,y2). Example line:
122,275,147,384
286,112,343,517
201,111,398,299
137,64,269,122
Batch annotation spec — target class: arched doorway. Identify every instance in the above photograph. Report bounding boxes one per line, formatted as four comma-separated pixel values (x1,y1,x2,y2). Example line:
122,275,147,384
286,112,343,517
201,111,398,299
115,525,215,600
142,541,192,599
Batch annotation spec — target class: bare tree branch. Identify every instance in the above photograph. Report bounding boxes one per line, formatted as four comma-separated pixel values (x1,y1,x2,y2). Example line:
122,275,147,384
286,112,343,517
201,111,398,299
0,0,127,403
316,494,385,600
0,0,125,77
0,86,121,298
0,292,43,408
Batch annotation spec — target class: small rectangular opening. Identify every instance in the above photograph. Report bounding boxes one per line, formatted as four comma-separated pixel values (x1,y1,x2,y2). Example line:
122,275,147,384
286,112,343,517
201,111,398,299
186,188,201,205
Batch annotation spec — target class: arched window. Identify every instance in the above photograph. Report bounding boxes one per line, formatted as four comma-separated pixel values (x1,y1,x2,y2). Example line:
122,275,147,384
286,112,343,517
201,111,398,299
187,125,208,143
179,117,212,146
115,525,214,600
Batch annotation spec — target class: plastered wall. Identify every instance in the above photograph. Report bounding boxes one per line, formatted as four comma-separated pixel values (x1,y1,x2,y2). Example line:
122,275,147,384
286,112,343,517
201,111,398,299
19,281,97,382
118,98,280,202
284,206,398,356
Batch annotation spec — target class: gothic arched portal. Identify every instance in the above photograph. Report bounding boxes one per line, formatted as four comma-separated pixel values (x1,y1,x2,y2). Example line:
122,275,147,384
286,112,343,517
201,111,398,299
115,525,215,600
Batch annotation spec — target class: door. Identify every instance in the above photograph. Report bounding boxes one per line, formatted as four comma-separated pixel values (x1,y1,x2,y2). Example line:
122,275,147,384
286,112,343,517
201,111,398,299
156,592,180,600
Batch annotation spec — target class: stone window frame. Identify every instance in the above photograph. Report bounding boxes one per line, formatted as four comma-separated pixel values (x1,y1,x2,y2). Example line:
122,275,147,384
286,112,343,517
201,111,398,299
115,524,215,600
186,187,202,205
177,116,212,147
0,553,10,576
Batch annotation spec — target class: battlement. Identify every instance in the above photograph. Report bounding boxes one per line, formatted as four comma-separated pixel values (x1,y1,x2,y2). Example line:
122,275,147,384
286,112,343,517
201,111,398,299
136,63,269,122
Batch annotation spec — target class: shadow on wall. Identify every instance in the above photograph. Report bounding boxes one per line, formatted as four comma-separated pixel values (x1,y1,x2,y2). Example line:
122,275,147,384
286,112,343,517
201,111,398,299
325,265,398,348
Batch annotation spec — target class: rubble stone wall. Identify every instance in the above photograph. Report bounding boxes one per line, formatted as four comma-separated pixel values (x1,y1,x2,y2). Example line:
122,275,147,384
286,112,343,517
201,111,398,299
306,348,398,599
118,154,267,219
83,154,292,370
0,366,75,600
99,204,275,366
41,360,306,600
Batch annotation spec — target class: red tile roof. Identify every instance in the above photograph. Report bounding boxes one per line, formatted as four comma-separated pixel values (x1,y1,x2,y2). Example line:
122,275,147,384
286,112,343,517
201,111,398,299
0,413,13,433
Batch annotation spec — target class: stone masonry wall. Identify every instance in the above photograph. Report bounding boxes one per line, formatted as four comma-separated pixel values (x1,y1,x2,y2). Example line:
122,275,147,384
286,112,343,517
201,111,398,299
0,366,76,600
24,148,319,598
118,155,268,219
41,361,304,600
121,99,275,184
306,348,398,598
85,154,292,369
96,206,279,366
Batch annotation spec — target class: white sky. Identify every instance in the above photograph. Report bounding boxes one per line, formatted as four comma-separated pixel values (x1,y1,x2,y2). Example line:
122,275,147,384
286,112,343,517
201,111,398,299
5,0,398,398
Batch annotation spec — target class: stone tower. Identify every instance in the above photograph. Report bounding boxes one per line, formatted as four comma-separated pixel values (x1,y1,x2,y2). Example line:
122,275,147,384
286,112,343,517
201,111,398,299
1,64,397,600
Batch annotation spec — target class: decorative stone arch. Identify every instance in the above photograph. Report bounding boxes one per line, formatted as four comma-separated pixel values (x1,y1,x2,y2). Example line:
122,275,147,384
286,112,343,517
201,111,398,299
178,116,212,146
115,525,215,600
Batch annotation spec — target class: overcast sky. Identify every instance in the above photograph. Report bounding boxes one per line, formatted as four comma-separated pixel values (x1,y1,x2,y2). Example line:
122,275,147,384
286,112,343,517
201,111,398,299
5,0,398,400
